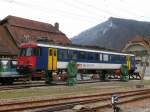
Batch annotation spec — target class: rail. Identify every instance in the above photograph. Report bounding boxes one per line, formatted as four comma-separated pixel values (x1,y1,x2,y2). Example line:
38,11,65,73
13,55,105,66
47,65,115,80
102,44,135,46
0,89,150,111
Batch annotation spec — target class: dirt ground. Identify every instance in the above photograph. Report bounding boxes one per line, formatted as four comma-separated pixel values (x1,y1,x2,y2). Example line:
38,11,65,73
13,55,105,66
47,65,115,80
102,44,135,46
98,98,150,112
38,98,150,112
0,80,150,108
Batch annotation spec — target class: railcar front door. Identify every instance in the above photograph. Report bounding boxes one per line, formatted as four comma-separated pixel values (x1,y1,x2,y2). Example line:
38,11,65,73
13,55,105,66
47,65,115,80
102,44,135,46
48,48,57,71
126,55,131,70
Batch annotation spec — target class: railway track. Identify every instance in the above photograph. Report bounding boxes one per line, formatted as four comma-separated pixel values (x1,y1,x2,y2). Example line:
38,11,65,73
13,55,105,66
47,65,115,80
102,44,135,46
0,89,150,112
78,90,150,112
0,80,114,91
0,81,47,91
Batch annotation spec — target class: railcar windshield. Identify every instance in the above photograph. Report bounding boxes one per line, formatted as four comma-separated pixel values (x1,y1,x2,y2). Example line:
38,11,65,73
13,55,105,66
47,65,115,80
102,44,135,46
19,47,40,56
0,59,17,71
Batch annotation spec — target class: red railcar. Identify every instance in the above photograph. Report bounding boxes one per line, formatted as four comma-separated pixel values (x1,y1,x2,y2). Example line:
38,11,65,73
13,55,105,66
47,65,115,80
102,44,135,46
17,42,38,77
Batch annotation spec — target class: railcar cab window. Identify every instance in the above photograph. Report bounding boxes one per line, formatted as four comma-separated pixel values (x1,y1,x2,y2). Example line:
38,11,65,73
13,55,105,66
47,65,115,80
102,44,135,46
20,48,26,56
34,47,41,56
19,47,41,56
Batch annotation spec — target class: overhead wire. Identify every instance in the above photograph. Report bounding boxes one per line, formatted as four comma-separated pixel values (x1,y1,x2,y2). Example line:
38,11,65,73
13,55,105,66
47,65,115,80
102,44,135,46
58,0,107,20
104,0,150,19
72,0,118,16
1,0,149,24
119,0,150,18
70,0,149,20
0,0,102,22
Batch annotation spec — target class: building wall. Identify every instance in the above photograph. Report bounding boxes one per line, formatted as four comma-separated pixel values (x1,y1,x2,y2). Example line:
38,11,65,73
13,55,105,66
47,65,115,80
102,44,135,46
127,44,146,51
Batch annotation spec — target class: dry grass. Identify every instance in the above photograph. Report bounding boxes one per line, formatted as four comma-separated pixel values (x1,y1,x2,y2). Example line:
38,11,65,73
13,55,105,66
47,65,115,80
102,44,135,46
0,80,150,100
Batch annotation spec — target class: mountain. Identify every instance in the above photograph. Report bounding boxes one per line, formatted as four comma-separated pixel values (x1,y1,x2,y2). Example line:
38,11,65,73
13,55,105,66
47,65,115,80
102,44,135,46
71,17,150,50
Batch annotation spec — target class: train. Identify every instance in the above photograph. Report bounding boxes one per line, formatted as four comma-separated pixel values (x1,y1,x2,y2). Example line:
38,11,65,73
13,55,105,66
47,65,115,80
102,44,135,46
0,58,19,84
16,41,136,82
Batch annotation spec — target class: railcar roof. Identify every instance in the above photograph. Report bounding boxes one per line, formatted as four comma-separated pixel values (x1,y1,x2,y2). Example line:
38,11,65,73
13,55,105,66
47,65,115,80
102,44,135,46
37,43,134,56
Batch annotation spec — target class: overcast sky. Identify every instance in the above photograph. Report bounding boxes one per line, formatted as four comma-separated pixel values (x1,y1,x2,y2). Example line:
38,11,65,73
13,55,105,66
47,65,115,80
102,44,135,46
0,0,150,38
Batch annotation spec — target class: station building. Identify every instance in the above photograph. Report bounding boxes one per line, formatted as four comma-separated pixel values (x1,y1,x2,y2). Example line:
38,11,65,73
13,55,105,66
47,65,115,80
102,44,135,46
123,36,150,79
0,15,71,58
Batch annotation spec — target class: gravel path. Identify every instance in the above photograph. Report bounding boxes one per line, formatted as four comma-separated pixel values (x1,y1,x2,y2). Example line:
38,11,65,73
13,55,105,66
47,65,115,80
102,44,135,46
127,108,150,112
98,98,150,112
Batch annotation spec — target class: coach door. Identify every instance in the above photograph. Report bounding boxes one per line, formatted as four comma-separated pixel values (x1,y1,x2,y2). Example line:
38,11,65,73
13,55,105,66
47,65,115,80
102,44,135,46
126,55,131,70
48,48,57,71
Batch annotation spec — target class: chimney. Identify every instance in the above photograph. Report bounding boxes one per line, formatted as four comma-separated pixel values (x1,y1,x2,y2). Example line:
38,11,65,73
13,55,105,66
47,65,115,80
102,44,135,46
54,22,59,30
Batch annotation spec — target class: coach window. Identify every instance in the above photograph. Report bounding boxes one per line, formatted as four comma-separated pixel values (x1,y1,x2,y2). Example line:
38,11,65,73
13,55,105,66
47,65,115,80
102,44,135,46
103,54,109,62
95,53,99,61
69,50,77,60
88,53,94,61
109,55,112,62
99,53,103,61
0,60,2,68
59,50,62,59
59,49,68,60
79,51,86,60
115,55,120,63
88,53,99,61
121,56,125,63
63,50,68,59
